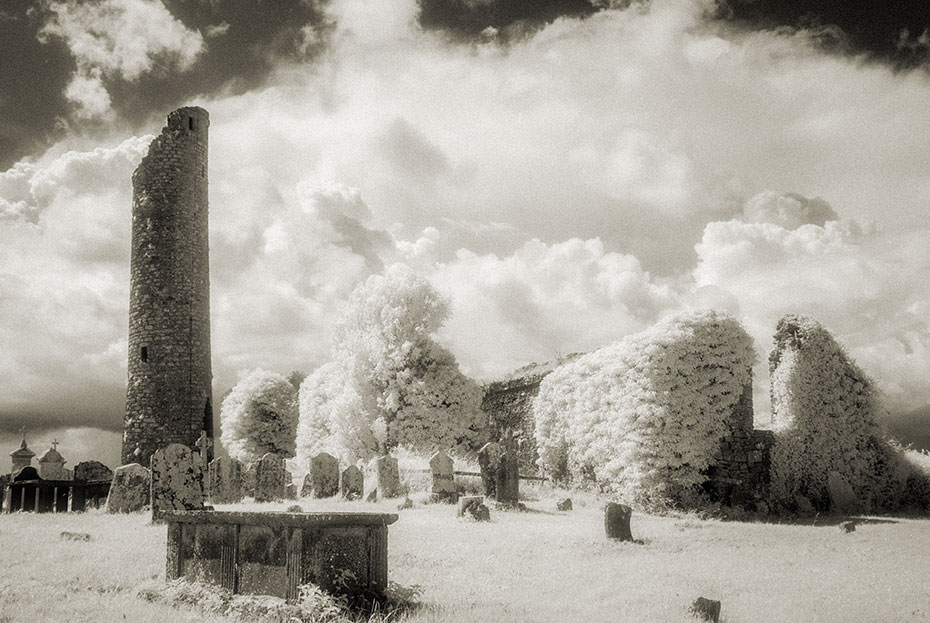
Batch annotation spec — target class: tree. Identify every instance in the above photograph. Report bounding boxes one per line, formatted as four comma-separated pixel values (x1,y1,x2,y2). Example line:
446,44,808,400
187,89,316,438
297,264,486,464
220,368,299,463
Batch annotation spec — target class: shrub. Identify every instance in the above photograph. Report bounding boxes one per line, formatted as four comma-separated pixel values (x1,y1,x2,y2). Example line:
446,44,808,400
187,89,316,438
220,368,299,463
534,309,755,508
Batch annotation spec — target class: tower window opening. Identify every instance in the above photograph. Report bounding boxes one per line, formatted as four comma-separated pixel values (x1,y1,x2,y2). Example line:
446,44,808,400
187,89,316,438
141,345,148,362
188,117,195,131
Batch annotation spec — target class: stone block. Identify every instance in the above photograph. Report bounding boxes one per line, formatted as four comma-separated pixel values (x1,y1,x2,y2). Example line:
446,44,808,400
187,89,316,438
309,452,340,498
253,453,287,503
150,444,207,519
74,461,113,483
429,449,456,501
604,502,633,541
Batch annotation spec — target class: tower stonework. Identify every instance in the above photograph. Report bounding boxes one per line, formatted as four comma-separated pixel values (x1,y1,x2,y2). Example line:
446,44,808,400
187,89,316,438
123,106,213,467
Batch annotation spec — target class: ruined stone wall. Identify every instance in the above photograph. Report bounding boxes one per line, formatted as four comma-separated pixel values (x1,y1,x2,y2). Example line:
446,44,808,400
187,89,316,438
123,107,213,466
481,373,547,475
704,381,773,510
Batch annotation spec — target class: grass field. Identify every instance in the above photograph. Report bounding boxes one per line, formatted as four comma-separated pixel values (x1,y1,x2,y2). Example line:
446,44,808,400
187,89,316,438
0,487,928,622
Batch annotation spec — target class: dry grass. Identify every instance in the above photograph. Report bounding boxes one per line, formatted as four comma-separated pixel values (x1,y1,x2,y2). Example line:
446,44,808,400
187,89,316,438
1,486,929,622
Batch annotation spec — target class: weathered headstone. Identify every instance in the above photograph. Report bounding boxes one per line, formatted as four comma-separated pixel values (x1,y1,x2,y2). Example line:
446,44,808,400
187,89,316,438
840,520,857,533
364,455,401,501
207,457,243,504
557,498,573,511
74,461,113,482
342,465,363,500
309,452,340,498
495,432,520,506
689,597,721,622
477,442,501,498
429,449,457,503
397,496,414,510
253,453,288,502
604,502,633,541
60,531,92,542
150,444,207,519
828,471,863,514
105,463,151,513
300,473,314,497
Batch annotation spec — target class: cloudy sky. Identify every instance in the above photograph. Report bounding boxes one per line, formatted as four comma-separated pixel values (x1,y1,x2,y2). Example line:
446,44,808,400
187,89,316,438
2,0,930,468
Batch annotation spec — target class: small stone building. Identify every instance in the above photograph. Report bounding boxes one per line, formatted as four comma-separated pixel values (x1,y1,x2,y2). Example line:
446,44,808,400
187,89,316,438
37,443,70,481
10,436,35,475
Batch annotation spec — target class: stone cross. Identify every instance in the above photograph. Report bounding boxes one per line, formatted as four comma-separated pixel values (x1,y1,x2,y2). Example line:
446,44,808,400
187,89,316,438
51,439,59,451
196,431,212,461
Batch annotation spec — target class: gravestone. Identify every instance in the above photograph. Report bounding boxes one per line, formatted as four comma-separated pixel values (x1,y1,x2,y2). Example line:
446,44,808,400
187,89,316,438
557,498,572,511
690,597,721,622
243,462,257,498
457,495,484,517
208,457,243,504
429,450,457,503
74,461,113,482
106,463,151,513
150,444,207,519
604,502,633,541
253,453,287,502
495,432,520,506
309,452,340,498
364,455,400,501
477,442,501,498
300,474,314,497
342,465,363,500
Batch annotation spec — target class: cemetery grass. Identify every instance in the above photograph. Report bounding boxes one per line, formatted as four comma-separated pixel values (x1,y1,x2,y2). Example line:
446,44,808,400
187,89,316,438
1,488,929,623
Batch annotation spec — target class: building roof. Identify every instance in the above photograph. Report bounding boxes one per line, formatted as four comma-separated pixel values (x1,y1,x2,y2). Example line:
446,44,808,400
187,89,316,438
10,437,35,459
38,447,64,463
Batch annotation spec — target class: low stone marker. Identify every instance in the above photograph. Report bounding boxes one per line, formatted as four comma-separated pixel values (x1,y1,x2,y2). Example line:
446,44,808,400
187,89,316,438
429,449,457,503
364,455,401,501
60,531,92,542
840,520,857,533
604,502,634,541
689,597,721,622
342,465,363,500
397,496,414,510
254,453,288,502
208,457,243,504
150,444,207,520
557,498,572,511
106,463,151,513
477,442,501,498
309,452,340,498
163,510,398,599
457,495,484,517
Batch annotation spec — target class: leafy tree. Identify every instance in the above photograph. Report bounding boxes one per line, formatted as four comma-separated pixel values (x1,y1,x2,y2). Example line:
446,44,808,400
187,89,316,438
296,264,486,464
220,368,299,463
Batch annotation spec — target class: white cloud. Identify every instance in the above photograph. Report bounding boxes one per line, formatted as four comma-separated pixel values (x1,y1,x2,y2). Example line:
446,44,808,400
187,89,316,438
38,0,204,116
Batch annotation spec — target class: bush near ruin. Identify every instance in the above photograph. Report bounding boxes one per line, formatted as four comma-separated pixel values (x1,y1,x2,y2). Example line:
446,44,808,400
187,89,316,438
220,368,299,463
534,310,755,508
768,315,930,513
295,265,486,468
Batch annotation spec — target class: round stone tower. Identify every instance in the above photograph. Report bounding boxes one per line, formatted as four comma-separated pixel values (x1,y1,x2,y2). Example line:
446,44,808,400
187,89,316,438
123,106,213,466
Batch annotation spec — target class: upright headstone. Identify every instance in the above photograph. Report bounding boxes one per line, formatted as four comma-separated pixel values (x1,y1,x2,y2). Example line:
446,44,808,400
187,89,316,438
429,450,457,503
74,461,113,482
253,453,287,502
604,502,634,542
477,442,501,499
207,457,243,504
106,463,151,513
300,473,314,497
341,465,363,500
150,444,206,519
364,455,400,501
690,597,721,623
309,452,340,498
495,432,520,506
243,462,257,498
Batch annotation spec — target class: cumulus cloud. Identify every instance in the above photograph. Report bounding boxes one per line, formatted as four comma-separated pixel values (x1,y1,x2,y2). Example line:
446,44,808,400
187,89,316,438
694,200,930,422
4,0,930,452
37,0,204,117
